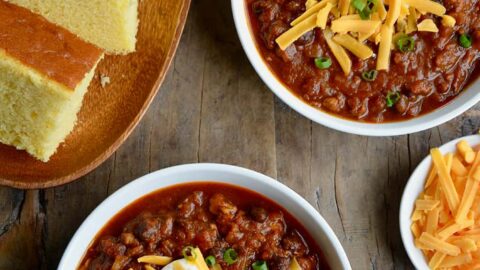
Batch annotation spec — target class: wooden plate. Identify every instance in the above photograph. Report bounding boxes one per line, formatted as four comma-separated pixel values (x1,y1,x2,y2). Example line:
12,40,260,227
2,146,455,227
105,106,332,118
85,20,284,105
0,0,191,189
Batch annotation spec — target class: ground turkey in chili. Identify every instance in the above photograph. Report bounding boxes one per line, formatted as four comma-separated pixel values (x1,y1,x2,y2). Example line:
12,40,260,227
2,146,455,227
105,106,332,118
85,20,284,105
80,184,328,270
247,0,480,122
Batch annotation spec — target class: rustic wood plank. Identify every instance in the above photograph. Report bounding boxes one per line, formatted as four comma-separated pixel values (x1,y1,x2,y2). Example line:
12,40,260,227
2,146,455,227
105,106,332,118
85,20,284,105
146,0,206,170
273,102,422,269
42,159,113,267
273,100,313,200
314,135,392,269
274,105,389,268
197,0,277,176
0,188,23,238
0,190,45,270
384,135,415,269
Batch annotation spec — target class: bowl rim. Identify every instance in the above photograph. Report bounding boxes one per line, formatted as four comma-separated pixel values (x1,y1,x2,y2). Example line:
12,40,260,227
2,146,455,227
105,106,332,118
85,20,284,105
399,134,480,269
231,1,480,137
57,163,352,270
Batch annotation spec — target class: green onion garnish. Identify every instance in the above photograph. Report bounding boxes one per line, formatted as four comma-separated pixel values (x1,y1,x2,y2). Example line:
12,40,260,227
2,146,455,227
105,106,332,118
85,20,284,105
314,57,332,69
252,261,269,270
386,91,401,107
396,35,415,52
352,0,377,20
182,246,197,261
361,70,378,81
459,34,472,48
223,248,238,265
351,0,366,11
205,255,216,267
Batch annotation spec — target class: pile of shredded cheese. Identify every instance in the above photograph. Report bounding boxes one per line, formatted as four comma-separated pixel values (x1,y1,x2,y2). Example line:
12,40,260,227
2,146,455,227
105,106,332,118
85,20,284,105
275,0,457,75
412,140,480,269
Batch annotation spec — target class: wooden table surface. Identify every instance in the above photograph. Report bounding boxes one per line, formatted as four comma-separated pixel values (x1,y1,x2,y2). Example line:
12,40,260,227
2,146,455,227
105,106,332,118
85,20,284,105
0,1,478,269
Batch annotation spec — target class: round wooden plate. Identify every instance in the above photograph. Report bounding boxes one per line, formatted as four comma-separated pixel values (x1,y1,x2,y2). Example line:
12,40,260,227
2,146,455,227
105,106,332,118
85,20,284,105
0,0,191,189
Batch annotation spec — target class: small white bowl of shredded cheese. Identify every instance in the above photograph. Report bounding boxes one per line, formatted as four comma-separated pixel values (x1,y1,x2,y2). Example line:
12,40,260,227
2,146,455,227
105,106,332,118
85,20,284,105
400,135,480,269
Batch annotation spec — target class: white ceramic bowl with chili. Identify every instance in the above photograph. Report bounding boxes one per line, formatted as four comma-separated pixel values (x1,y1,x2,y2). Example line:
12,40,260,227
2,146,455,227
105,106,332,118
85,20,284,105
399,135,480,269
232,1,480,136
58,164,351,270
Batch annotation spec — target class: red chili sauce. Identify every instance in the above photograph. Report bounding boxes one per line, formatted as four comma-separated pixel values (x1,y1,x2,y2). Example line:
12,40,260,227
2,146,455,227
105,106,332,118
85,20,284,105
247,0,480,122
79,183,330,270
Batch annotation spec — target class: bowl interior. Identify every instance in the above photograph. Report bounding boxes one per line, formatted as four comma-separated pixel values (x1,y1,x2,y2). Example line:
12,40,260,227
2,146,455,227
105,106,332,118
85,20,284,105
399,135,480,269
231,1,480,136
58,164,351,270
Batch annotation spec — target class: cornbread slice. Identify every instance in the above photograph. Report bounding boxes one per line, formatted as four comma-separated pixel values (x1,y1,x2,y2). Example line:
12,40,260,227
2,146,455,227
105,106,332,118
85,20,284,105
7,0,138,54
0,1,103,162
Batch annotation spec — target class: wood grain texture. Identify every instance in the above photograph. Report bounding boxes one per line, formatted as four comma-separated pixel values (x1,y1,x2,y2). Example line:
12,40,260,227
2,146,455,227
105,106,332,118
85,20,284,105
0,0,191,189
197,0,277,176
0,0,480,269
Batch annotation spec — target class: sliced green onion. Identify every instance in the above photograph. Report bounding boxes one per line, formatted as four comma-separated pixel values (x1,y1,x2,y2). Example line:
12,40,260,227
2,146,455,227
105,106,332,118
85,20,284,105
205,256,216,267
360,0,377,19
352,0,377,20
223,248,238,265
252,261,269,270
314,57,332,69
459,34,472,48
351,0,366,12
361,70,378,81
358,9,370,20
182,246,197,261
386,91,401,107
396,35,415,52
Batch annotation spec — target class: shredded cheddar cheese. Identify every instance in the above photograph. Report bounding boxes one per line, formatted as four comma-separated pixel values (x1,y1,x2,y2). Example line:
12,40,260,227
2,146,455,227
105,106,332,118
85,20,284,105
442,15,456,27
289,257,302,270
306,0,319,9
291,0,338,26
417,19,439,32
274,0,455,74
411,140,480,269
277,14,317,50
331,19,381,33
429,252,447,269
385,0,401,27
419,232,461,256
377,0,388,21
317,3,333,29
138,256,173,265
406,7,418,34
376,25,393,70
333,34,373,59
338,0,350,15
404,0,446,16
144,265,156,270
324,29,352,74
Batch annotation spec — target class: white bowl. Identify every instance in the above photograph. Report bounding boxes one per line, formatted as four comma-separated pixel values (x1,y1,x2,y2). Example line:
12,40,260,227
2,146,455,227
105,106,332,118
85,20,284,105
399,135,480,269
58,163,351,270
231,1,480,136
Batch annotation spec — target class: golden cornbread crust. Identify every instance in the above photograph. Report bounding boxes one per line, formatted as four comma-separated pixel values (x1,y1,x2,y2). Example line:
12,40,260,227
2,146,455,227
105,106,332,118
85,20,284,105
0,0,103,161
8,0,139,54
0,1,103,90
0,53,102,161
